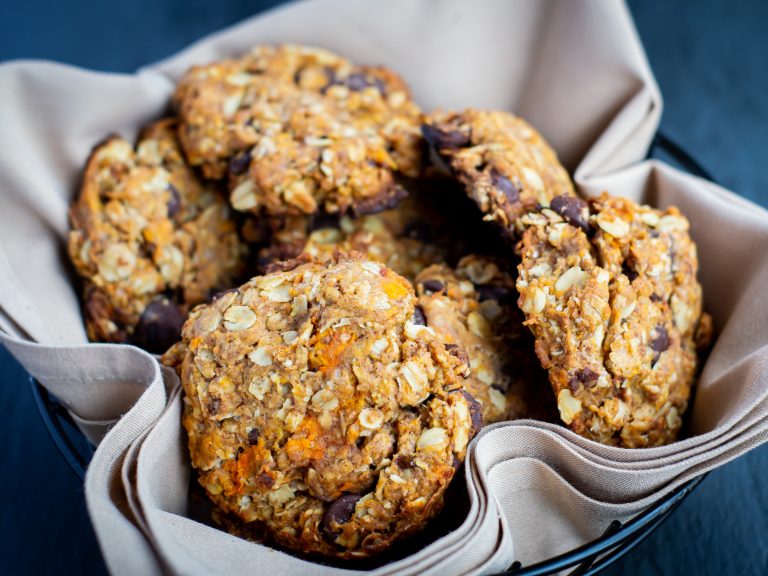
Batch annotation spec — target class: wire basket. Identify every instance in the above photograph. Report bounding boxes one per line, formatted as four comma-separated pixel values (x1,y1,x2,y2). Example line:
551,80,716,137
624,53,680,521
29,132,715,575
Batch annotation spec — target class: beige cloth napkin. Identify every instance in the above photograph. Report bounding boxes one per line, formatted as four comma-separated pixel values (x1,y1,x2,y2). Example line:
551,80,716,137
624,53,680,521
1,0,766,574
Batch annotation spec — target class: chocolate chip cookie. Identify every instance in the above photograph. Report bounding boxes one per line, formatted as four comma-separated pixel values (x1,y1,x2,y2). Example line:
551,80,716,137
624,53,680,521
516,193,712,447
163,255,478,559
68,120,245,352
174,44,423,217
422,109,575,235
415,256,555,424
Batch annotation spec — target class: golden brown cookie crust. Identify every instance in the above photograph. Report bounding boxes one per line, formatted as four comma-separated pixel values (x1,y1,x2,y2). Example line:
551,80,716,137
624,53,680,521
423,109,575,234
174,44,424,217
516,193,711,447
68,119,244,351
164,256,477,559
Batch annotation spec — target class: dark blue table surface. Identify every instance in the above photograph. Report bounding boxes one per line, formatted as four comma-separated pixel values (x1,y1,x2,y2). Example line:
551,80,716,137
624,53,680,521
1,1,766,574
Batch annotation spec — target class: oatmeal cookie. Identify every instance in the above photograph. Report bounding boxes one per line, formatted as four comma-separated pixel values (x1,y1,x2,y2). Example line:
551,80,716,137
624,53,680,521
256,192,451,280
255,174,514,279
284,213,444,280
422,109,575,234
164,256,478,559
516,193,712,447
415,256,555,424
174,44,423,216
68,120,244,352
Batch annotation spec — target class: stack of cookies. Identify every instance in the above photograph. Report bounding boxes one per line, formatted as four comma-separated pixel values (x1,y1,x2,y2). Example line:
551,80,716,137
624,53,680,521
67,44,711,561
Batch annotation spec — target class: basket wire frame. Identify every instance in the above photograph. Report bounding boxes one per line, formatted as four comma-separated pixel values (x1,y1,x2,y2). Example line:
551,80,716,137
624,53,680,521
29,131,715,575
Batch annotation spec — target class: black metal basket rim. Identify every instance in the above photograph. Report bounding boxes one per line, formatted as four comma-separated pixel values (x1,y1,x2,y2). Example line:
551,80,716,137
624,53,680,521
496,473,707,575
28,130,715,576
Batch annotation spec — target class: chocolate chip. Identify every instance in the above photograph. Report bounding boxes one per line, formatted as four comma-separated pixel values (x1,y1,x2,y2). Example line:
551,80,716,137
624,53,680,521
229,149,252,176
476,284,514,304
621,260,639,282
445,344,470,377
412,305,426,326
444,343,466,359
346,73,369,91
459,389,484,438
650,293,662,303
421,124,471,150
166,184,181,218
132,298,185,354
321,69,391,95
344,72,386,94
395,455,413,469
256,471,275,489
550,195,591,233
247,428,260,445
350,185,408,217
568,367,598,391
490,168,519,203
421,279,445,294
322,494,361,536
651,325,670,353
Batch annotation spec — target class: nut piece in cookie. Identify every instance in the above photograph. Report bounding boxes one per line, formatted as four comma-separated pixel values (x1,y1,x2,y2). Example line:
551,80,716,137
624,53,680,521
68,120,245,352
164,256,477,559
422,109,575,235
174,44,424,217
415,255,555,424
516,193,712,447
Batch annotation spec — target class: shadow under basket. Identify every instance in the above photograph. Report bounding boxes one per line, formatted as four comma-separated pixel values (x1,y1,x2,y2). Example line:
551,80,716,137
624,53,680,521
30,132,715,576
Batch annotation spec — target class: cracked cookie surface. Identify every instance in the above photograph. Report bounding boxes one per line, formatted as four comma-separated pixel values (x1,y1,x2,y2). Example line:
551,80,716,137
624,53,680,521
423,109,575,235
174,44,423,217
163,256,477,559
516,193,711,447
68,119,244,352
415,256,555,424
